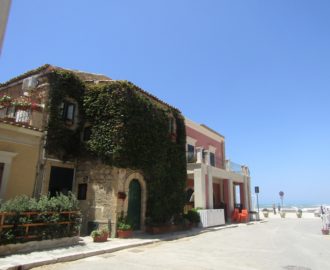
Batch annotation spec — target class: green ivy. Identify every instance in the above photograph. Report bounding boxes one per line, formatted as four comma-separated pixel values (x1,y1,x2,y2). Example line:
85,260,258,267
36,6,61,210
45,70,85,160
84,81,187,224
45,72,187,225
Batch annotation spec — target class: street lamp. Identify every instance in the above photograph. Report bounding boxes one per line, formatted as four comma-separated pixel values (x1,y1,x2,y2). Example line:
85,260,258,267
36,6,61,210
255,186,260,220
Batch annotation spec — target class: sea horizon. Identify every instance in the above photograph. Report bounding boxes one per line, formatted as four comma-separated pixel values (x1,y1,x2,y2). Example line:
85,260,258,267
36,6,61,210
258,202,330,209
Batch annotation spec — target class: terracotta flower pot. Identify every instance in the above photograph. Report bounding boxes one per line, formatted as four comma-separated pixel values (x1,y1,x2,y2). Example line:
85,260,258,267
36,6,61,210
117,229,133,238
93,233,109,242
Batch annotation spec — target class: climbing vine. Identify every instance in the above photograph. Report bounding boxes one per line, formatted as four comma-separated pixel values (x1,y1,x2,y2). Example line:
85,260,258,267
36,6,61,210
84,81,187,224
46,73,187,224
45,70,85,160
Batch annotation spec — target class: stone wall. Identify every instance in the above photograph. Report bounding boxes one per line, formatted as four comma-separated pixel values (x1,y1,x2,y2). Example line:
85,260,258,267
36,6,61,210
75,160,146,237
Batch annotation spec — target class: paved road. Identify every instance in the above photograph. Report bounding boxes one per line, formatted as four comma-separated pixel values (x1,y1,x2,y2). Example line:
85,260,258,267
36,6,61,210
35,219,330,270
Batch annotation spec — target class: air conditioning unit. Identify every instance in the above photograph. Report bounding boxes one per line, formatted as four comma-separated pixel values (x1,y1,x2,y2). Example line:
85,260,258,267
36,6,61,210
22,75,39,91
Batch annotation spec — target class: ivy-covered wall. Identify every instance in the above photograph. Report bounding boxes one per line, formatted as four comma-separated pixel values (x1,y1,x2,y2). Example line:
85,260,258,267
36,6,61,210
46,71,85,160
46,72,187,224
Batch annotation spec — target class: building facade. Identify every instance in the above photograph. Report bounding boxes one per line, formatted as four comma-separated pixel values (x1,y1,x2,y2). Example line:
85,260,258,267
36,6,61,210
185,118,251,221
0,65,186,236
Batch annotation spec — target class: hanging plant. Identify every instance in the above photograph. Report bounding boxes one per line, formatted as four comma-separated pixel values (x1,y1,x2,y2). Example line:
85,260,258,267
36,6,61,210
0,95,12,107
11,99,32,111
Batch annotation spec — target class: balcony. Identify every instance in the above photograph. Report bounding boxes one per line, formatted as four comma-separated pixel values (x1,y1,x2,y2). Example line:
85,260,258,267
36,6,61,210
0,106,44,130
187,147,224,168
225,160,250,176
187,148,249,176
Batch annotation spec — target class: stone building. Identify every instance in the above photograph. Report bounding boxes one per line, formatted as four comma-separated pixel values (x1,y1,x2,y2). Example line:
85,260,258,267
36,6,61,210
0,65,185,236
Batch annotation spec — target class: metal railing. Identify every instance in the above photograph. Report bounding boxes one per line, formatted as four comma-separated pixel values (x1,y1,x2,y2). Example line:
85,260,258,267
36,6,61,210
226,160,244,175
0,106,43,128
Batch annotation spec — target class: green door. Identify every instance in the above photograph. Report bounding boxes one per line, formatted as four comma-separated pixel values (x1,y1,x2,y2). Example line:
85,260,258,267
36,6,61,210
127,179,141,230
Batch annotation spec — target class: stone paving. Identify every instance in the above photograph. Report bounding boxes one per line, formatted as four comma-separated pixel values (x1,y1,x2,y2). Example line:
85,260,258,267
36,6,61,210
0,222,254,270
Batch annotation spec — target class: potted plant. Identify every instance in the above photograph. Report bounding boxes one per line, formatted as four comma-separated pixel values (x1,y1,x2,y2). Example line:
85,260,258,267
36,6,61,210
12,99,32,111
280,211,286,218
91,228,109,242
0,95,12,107
296,209,302,218
184,208,201,227
262,208,269,218
117,217,133,238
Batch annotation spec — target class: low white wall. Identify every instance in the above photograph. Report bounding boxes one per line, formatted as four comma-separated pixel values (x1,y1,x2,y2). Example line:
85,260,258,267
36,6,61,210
198,209,225,228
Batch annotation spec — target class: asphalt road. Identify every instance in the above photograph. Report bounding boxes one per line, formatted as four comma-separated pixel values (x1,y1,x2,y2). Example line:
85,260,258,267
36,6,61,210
35,218,330,270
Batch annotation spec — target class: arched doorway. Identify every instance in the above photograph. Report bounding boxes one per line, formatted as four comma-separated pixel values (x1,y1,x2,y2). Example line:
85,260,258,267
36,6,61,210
127,179,141,230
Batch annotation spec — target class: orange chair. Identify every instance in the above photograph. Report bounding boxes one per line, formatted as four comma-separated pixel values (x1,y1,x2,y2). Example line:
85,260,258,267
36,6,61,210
239,209,249,223
231,208,240,223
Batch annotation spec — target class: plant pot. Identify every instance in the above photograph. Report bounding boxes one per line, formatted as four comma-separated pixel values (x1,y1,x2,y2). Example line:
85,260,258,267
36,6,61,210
0,101,11,107
93,233,108,242
322,229,329,235
117,192,127,200
117,229,133,238
262,212,269,218
280,212,286,218
296,213,302,218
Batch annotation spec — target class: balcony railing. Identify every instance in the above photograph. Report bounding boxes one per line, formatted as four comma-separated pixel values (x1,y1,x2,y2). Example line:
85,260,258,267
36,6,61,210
226,160,243,175
186,149,225,169
187,148,249,176
0,106,43,129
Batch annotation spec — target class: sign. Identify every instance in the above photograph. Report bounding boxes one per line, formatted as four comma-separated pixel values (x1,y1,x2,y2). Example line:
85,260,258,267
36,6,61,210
255,186,259,193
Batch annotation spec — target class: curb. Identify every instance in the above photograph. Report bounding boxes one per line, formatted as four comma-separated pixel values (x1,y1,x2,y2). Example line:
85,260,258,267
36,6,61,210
2,221,265,270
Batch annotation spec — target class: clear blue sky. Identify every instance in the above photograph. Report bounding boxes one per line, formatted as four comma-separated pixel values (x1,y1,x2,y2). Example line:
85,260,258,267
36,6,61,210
1,1,330,206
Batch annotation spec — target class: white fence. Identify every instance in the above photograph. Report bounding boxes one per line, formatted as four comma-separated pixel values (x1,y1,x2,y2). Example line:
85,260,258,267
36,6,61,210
198,209,225,228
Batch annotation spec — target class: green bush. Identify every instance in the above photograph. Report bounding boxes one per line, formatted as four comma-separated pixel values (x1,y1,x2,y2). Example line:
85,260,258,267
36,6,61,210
0,193,81,245
117,214,132,231
185,209,201,224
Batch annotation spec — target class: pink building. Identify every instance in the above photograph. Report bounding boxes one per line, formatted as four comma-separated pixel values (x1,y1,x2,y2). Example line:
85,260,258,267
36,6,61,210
185,118,251,222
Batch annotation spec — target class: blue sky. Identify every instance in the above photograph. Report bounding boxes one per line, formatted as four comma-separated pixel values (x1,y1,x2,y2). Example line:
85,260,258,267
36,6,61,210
1,1,330,205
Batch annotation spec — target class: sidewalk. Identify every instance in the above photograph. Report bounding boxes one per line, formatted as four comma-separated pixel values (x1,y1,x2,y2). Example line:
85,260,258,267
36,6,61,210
0,221,265,270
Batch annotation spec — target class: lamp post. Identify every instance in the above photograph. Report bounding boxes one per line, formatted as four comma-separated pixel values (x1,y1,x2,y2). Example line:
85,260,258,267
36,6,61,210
255,186,260,220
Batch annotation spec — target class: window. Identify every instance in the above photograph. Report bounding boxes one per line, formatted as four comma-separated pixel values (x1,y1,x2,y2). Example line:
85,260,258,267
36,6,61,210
83,126,92,141
210,152,215,166
78,183,87,200
187,144,195,162
48,166,74,197
169,117,177,142
59,102,75,124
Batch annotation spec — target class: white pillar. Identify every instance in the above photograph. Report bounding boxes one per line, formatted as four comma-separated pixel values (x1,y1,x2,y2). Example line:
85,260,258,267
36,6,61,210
228,180,234,219
194,167,206,209
242,177,248,210
196,147,203,164
207,167,214,209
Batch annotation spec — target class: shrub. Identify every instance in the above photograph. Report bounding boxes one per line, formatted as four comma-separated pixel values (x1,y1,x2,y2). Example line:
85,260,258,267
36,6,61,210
184,209,201,224
91,228,109,238
117,215,132,231
0,193,81,245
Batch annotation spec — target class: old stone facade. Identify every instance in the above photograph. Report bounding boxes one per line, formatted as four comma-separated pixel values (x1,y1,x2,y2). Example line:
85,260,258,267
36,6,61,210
75,160,147,236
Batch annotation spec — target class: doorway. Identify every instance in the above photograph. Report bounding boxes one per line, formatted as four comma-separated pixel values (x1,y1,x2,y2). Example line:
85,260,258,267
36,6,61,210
48,166,74,196
127,179,141,230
